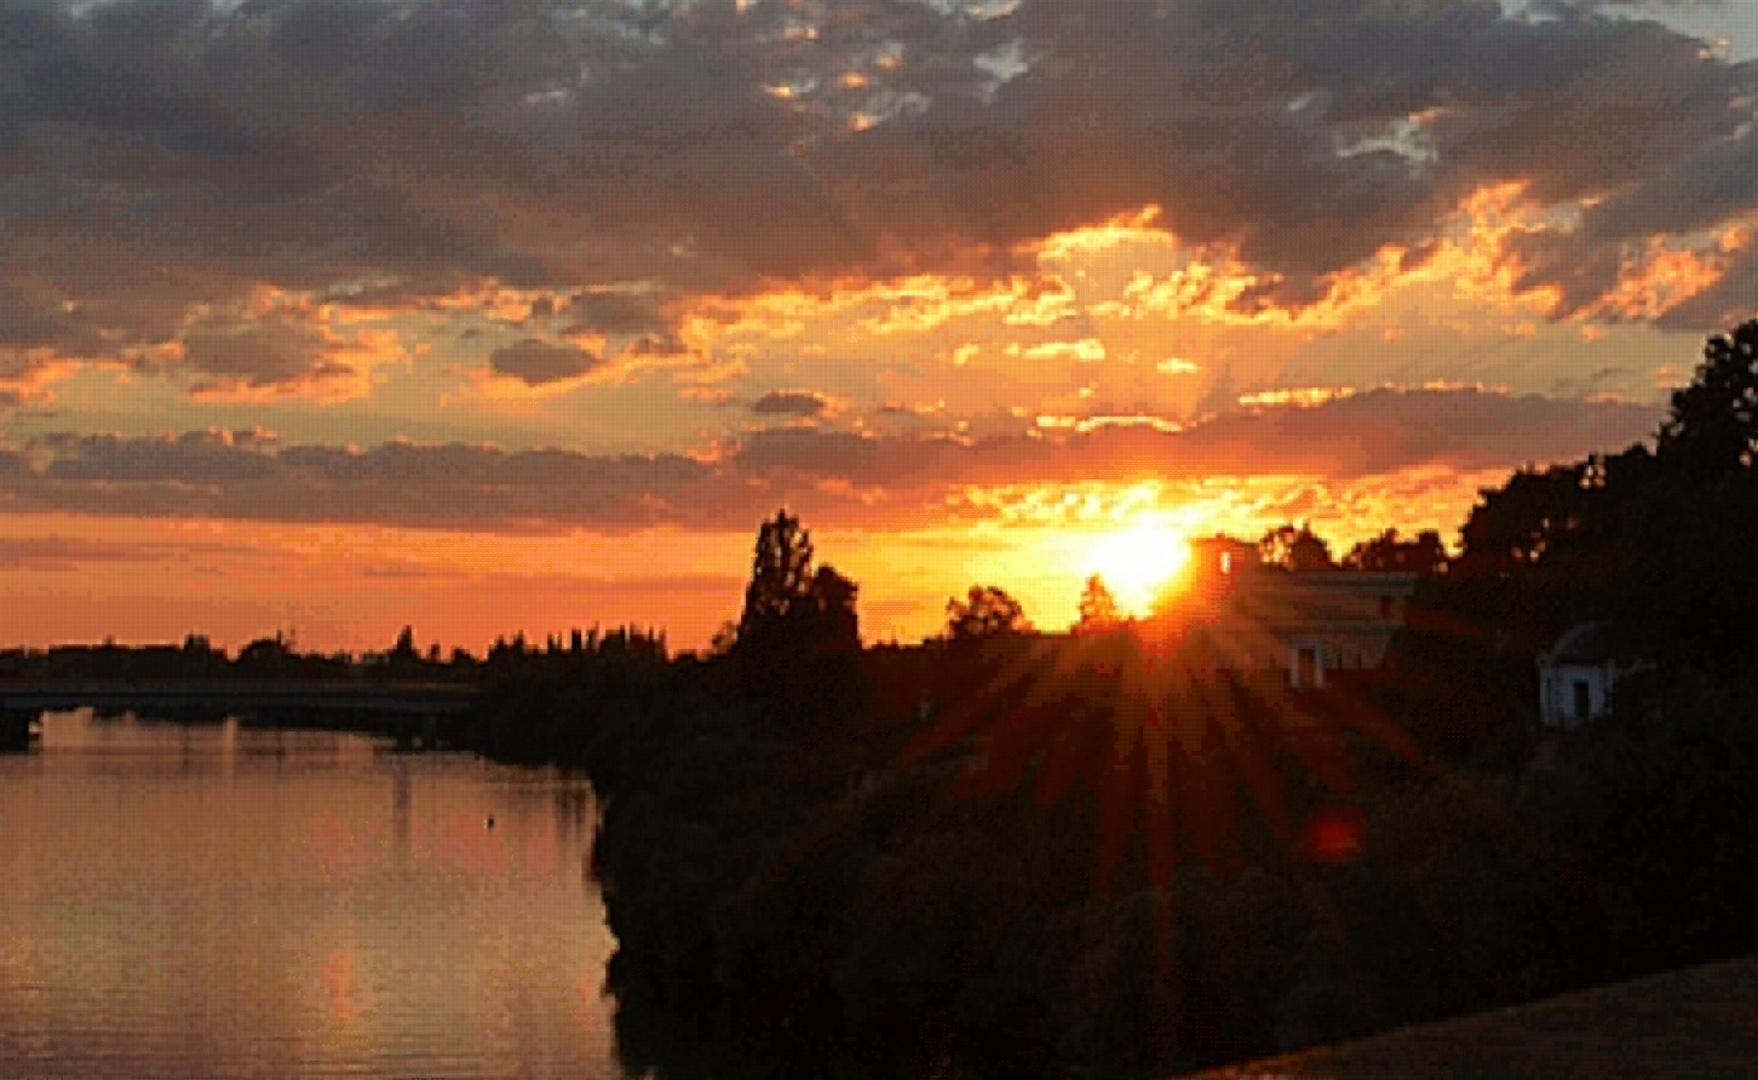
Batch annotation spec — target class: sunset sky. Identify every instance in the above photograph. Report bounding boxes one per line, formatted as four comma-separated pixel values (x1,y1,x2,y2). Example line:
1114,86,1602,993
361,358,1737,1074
2,0,1755,652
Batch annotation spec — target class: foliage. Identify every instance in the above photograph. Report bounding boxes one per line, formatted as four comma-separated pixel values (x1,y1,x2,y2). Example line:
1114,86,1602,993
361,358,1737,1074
726,510,866,735
148,317,1758,1080
549,410,1758,1079
1456,464,1577,576
1075,574,1124,632
736,509,861,654
1657,318,1758,483
945,584,1032,640
454,595,1758,1080
1371,622,1536,771
1258,524,1335,572
1343,528,1448,575
1442,318,1758,674
739,510,817,635
1529,671,1758,972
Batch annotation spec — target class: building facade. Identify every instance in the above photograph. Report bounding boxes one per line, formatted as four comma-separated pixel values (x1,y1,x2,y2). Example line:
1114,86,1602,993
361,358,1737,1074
1537,622,1629,730
1177,539,1418,687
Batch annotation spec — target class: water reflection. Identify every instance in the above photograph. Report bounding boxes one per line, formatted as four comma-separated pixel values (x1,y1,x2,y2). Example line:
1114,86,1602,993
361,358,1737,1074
391,756,412,860
0,711,622,1080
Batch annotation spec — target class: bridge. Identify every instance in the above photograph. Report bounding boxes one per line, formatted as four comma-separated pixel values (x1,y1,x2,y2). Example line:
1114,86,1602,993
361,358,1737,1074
0,679,480,751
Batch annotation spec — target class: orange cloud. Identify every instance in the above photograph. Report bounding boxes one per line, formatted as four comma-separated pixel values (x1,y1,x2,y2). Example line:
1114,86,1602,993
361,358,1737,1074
1017,338,1107,363
425,283,581,325
1035,414,1183,435
678,385,736,404
1237,387,1357,408
1100,245,1424,331
1581,238,1744,323
0,354,97,407
186,324,408,404
1028,205,1170,264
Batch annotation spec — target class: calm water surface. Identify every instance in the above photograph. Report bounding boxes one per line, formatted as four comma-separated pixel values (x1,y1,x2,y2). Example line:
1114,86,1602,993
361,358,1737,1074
0,712,624,1080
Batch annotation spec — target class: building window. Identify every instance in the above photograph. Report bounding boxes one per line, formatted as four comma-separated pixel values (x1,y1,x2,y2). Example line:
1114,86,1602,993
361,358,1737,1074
1573,679,1592,721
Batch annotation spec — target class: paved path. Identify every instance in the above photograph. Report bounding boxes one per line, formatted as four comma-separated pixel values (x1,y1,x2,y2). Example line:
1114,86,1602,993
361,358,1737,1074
1184,954,1758,1080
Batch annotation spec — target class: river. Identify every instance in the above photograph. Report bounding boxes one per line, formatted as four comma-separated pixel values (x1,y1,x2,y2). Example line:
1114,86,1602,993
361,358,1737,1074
0,711,625,1080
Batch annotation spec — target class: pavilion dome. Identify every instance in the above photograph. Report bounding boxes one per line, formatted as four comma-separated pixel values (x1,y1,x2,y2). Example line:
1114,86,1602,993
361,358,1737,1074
1543,621,1641,666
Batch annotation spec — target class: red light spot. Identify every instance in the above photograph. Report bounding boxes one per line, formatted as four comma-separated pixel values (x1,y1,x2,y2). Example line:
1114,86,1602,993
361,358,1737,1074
1304,804,1365,863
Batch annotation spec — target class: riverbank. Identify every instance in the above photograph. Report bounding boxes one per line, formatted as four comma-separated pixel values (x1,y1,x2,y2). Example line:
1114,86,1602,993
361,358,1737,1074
12,625,1755,1078
456,621,1758,1079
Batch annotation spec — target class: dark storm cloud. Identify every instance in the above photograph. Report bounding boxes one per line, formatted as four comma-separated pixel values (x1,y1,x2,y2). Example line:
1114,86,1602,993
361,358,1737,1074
487,338,604,385
727,389,1662,492
174,319,350,395
1168,387,1664,478
893,0,1756,314
0,281,64,347
0,388,1661,529
5,430,735,530
2,0,1757,395
33,428,283,484
750,390,833,417
562,292,673,338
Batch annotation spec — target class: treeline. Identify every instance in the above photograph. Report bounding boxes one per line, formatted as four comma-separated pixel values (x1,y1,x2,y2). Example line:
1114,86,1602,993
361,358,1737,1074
0,624,664,683
452,514,1544,1077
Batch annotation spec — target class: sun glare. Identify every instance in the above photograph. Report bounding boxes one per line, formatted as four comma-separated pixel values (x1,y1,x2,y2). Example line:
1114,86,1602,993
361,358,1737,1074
1084,522,1191,616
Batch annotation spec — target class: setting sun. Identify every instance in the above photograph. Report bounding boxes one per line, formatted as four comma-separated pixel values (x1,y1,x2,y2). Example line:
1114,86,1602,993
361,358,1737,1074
1084,522,1192,616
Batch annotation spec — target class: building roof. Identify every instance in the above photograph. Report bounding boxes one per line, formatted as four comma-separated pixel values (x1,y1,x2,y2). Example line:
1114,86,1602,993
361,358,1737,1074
1540,621,1643,667
1233,567,1420,594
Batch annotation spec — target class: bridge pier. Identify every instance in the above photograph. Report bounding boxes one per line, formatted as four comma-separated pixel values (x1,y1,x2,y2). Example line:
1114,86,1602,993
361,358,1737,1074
1,709,38,752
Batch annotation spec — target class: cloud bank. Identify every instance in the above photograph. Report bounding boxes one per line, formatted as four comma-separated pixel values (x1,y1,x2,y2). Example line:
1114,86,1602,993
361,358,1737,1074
0,389,1662,531
3,0,1756,396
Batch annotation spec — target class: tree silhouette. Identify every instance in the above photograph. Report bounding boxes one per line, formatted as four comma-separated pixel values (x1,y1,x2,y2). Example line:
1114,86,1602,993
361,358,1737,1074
1076,574,1123,632
727,512,867,734
1657,318,1758,482
946,585,1031,639
809,564,861,648
1259,524,1334,572
1454,465,1587,578
733,509,863,656
236,634,293,674
739,509,816,640
1441,319,1758,664
1343,528,1448,575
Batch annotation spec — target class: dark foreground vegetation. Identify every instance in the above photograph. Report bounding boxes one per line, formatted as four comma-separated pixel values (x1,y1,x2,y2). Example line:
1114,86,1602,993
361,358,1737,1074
466,325,1758,1078
10,322,1758,1076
